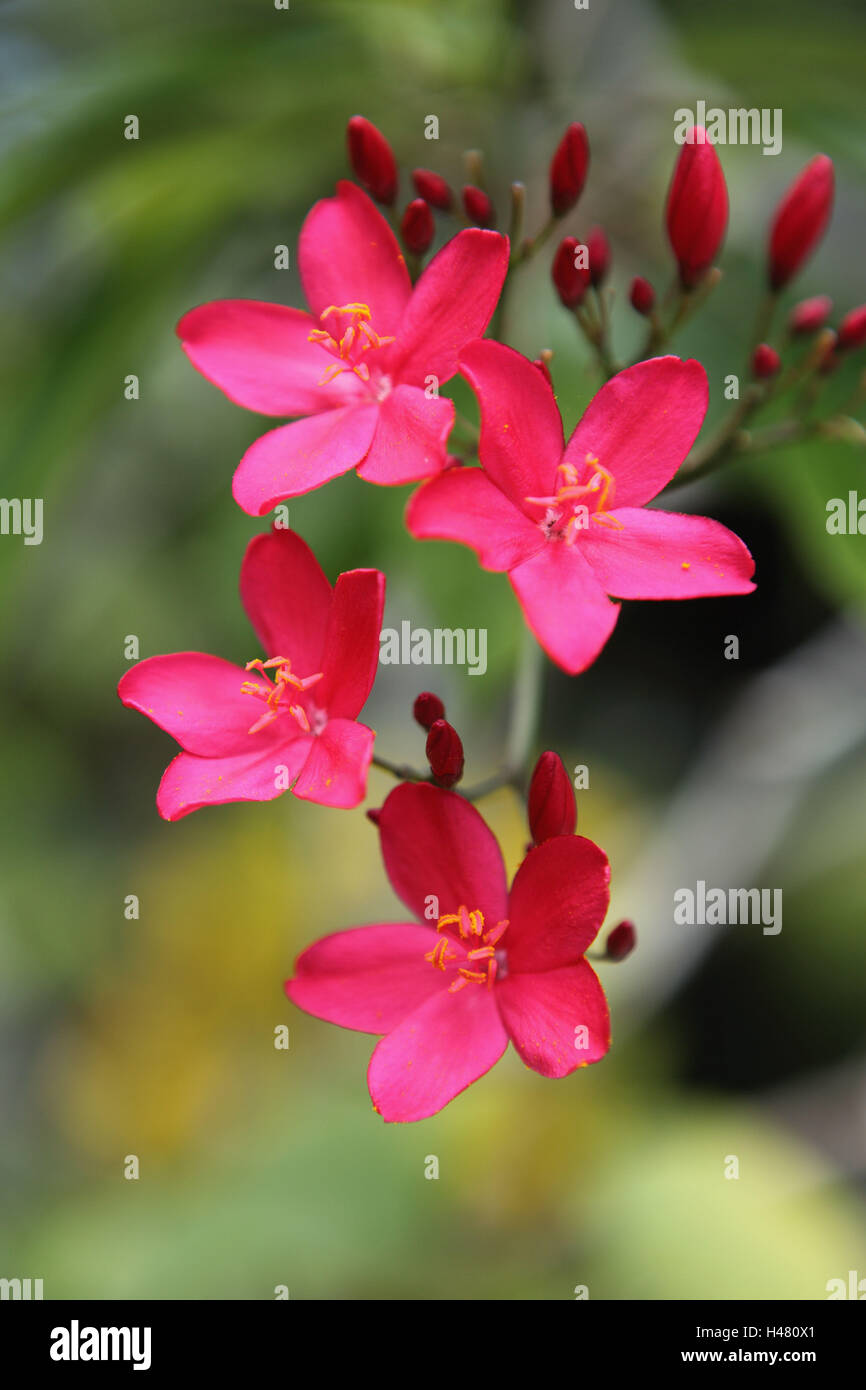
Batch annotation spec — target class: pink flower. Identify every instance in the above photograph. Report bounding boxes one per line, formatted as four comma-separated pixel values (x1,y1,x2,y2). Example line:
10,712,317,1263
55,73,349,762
118,528,385,819
286,782,611,1122
177,182,508,515
406,343,756,674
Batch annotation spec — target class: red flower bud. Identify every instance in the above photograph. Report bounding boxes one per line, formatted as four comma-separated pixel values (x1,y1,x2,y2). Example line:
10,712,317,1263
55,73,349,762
585,226,611,287
768,154,834,291
751,343,781,379
549,122,590,216
528,751,577,844
789,295,832,335
629,276,656,315
366,807,381,826
413,691,445,730
605,920,636,961
346,115,398,205
426,719,464,787
412,168,452,211
837,305,866,352
462,185,495,228
400,198,435,255
665,127,728,289
552,236,591,308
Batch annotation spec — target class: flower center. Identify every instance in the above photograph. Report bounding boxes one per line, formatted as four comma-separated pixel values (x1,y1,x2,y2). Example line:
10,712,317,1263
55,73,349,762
307,302,395,390
241,657,323,735
524,454,623,543
423,904,509,993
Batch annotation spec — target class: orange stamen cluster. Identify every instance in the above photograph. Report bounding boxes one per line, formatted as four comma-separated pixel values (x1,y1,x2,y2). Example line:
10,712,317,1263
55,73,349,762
425,903,509,992
307,303,395,386
241,657,323,735
525,453,623,541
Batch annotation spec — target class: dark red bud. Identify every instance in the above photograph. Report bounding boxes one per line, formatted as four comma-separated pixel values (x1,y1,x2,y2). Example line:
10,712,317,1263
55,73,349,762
837,305,866,352
768,154,834,291
400,198,435,255
462,185,495,227
629,276,656,315
751,343,781,379
552,235,591,308
413,691,445,730
366,807,381,826
411,168,452,211
549,122,590,216
346,115,398,204
585,225,611,287
789,295,833,334
426,719,464,787
528,751,577,844
605,920,636,961
665,126,728,289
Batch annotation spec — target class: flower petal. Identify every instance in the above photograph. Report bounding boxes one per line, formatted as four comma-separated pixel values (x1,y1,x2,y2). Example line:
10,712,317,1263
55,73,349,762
509,543,620,675
298,180,411,338
291,718,374,808
406,465,545,572
356,385,453,485
392,229,509,386
368,983,508,1122
316,570,385,719
562,356,708,507
459,340,565,505
239,529,333,671
496,959,610,1078
176,300,362,416
377,782,508,928
285,922,440,1034
119,653,258,756
505,836,610,973
231,404,379,514
579,507,756,598
156,736,309,821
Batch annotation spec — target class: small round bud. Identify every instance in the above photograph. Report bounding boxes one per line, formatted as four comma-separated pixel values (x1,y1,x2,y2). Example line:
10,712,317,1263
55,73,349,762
605,920,636,961
629,276,656,315
413,692,445,731
751,343,781,379
837,305,866,352
789,295,832,335
585,225,611,287
552,236,590,309
411,168,453,211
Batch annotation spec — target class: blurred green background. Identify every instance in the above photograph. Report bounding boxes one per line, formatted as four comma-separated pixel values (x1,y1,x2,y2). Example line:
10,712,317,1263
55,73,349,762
1,0,865,1300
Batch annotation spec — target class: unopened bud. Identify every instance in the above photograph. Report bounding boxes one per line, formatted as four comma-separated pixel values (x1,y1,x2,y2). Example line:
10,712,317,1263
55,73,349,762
585,225,611,287
665,126,728,289
346,116,398,205
462,185,495,228
401,198,435,255
605,920,636,961
528,751,577,844
768,154,834,291
413,691,445,730
549,122,590,216
552,236,590,309
751,343,781,379
629,276,656,315
789,295,832,335
411,168,452,211
837,305,866,352
426,719,464,787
